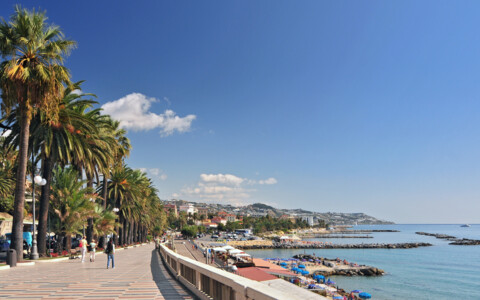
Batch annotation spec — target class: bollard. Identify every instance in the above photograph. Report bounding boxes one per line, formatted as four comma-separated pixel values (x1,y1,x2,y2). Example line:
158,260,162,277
7,249,17,267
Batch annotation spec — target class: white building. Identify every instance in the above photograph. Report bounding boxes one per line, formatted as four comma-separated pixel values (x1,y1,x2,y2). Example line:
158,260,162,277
179,204,195,215
301,216,315,227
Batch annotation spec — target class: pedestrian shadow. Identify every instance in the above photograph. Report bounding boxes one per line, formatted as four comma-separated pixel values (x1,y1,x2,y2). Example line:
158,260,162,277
150,249,198,299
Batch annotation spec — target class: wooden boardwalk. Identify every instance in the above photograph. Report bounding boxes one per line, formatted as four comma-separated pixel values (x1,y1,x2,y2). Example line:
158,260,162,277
0,244,196,299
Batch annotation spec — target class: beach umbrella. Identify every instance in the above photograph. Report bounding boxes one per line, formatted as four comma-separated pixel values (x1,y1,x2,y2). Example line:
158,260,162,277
302,270,310,275
352,290,362,293
234,253,251,257
326,279,335,285
359,292,372,299
298,264,306,268
280,262,287,266
228,249,243,254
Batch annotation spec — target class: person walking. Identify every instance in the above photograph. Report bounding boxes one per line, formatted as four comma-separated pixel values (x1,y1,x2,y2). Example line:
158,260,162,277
80,236,87,263
106,239,115,269
89,239,97,262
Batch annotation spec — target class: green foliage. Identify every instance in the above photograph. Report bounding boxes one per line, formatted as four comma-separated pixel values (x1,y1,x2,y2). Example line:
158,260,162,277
181,225,198,238
0,195,14,214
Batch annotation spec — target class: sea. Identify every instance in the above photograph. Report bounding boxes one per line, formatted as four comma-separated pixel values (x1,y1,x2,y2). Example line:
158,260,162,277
245,224,480,300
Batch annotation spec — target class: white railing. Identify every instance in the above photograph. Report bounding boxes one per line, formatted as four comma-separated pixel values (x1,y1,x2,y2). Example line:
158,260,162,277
158,243,299,300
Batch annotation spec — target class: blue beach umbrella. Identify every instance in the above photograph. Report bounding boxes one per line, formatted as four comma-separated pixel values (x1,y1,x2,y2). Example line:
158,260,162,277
359,292,372,299
280,262,287,266
298,264,306,268
326,279,335,285
333,296,343,300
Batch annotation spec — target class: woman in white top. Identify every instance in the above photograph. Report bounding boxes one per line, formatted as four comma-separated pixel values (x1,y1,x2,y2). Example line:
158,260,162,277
89,239,97,262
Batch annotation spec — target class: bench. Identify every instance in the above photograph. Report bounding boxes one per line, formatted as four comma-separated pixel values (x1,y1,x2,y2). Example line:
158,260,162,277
70,247,81,259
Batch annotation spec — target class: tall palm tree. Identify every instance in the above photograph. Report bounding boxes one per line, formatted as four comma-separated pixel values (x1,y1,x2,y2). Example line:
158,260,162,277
3,82,100,256
0,6,75,260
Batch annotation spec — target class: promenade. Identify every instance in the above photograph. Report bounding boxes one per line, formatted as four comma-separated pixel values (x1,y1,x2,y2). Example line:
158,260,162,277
0,244,195,299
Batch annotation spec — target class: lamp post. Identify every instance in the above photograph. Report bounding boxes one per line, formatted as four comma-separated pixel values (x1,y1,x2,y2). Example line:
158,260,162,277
31,175,46,260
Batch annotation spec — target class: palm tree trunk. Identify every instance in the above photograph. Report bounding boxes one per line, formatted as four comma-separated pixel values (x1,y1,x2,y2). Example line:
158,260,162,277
122,218,128,246
37,155,54,257
133,221,137,243
11,114,31,262
86,177,93,243
102,174,108,209
129,220,134,244
66,234,72,253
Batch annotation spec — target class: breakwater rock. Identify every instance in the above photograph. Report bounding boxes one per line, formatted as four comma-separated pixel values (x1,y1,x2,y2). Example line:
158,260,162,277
299,235,373,239
335,230,400,233
416,232,480,246
415,232,456,239
236,242,432,250
291,254,385,276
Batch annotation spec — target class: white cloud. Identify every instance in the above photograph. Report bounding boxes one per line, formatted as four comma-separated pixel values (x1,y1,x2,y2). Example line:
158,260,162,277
101,93,196,136
177,173,277,205
200,173,245,186
259,177,277,185
1,130,11,137
139,167,167,181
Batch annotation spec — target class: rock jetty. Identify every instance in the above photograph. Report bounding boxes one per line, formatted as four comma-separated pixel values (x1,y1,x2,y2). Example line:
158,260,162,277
416,232,480,246
236,242,432,250
291,254,385,276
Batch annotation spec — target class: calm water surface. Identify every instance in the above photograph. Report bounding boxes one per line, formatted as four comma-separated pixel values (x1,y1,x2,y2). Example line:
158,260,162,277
246,224,480,300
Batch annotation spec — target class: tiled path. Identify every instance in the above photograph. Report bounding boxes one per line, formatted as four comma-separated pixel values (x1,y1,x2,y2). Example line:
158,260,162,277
0,244,196,299
173,241,218,267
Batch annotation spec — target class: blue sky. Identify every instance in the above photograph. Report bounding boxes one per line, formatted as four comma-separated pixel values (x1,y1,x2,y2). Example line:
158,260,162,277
2,1,480,223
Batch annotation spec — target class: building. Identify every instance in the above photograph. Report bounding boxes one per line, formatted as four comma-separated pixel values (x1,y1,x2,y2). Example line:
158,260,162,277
196,207,209,218
211,217,227,226
164,204,178,217
225,213,237,223
217,211,229,218
179,204,195,215
301,215,315,227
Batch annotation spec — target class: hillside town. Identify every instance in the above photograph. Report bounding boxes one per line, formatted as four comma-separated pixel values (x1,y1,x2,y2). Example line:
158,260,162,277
163,200,393,231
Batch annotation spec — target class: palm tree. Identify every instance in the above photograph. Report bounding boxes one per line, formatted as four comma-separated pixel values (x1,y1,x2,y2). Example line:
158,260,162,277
50,166,96,253
91,206,119,242
3,82,100,256
0,137,16,200
0,6,75,260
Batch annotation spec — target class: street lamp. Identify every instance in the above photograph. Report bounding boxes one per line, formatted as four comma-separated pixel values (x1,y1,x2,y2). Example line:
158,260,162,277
31,175,46,260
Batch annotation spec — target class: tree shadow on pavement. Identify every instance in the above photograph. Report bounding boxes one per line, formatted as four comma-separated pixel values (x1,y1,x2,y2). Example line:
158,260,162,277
150,249,198,299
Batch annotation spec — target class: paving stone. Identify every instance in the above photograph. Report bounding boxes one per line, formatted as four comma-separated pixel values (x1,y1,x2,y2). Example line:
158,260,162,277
0,244,196,299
